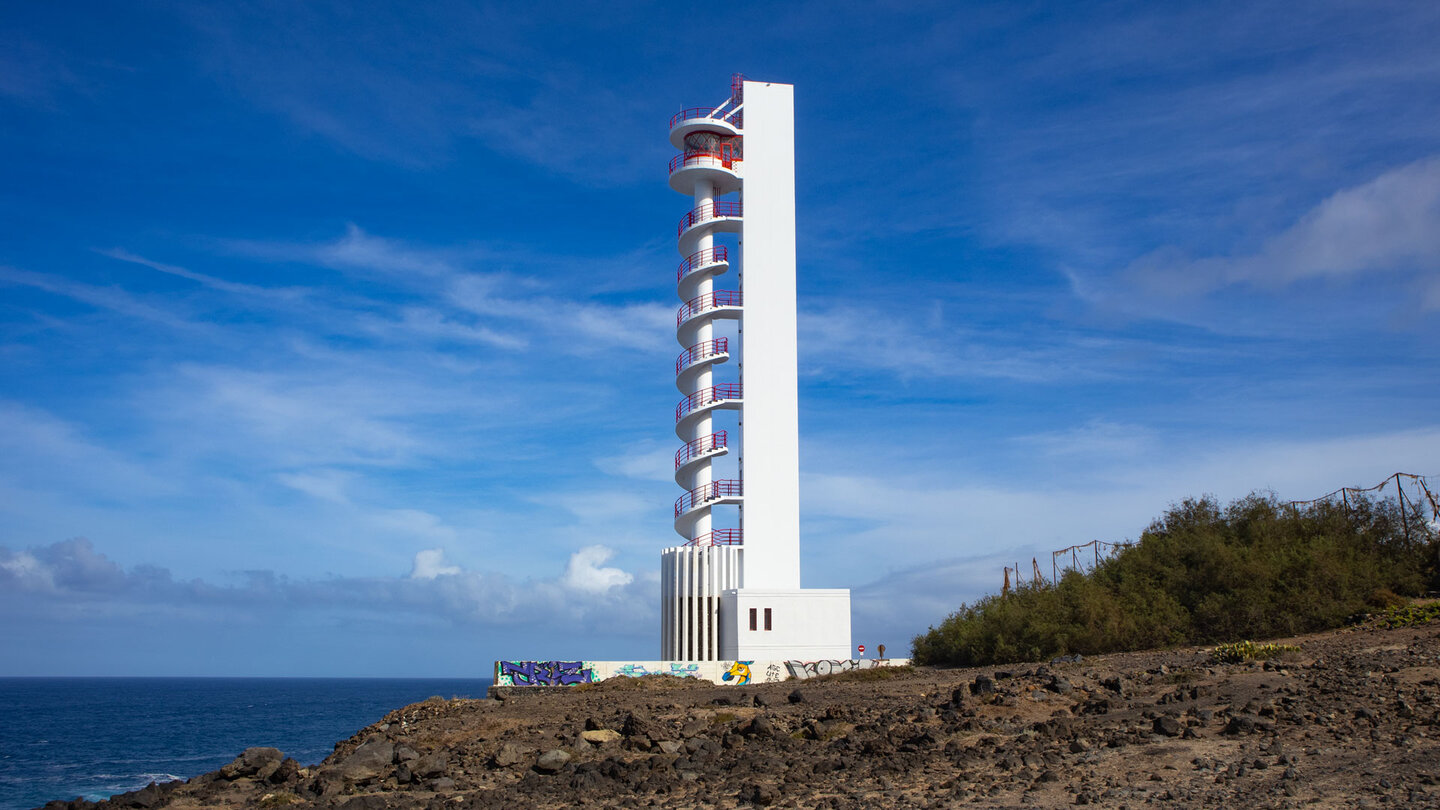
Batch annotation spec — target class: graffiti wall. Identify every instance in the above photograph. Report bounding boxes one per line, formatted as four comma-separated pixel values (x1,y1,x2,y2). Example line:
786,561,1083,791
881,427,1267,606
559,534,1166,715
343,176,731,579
722,661,753,685
783,658,886,680
492,658,909,687
494,660,597,686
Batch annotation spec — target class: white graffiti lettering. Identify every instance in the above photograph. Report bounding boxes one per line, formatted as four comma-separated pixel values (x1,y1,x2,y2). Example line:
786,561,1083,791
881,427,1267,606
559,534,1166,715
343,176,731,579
784,659,882,680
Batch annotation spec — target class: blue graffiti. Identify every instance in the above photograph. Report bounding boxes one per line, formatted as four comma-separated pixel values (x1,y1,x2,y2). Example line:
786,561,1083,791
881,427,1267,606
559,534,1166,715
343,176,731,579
498,660,595,686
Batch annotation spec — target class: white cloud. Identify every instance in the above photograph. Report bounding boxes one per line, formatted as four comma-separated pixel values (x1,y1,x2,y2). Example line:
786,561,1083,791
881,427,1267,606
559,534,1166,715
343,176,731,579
544,490,654,523
275,469,352,503
160,365,431,467
0,265,199,330
98,248,307,301
372,509,458,545
800,304,1136,383
1123,156,1440,302
561,545,633,593
447,274,672,353
0,401,172,499
355,306,527,350
222,224,464,281
316,224,461,278
1011,419,1158,460
0,551,53,590
409,547,460,579
0,537,650,634
594,443,675,483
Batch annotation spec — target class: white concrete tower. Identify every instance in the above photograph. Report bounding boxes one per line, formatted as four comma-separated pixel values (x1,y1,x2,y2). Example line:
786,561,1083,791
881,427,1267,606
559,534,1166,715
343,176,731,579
661,77,850,662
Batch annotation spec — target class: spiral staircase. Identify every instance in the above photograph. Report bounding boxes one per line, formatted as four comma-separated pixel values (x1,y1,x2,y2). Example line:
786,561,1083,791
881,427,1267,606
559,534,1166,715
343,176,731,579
668,75,745,549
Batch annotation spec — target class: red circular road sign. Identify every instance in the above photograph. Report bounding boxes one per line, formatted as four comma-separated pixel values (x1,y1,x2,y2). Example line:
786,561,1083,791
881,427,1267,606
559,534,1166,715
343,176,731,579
858,645,865,653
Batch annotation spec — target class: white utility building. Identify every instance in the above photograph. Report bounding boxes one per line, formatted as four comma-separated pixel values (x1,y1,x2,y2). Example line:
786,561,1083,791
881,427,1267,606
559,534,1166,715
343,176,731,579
661,77,851,662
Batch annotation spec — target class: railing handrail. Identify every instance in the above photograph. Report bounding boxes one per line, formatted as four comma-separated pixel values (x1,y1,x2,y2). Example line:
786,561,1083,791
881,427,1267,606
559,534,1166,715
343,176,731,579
676,289,742,327
676,246,728,284
668,148,741,174
676,337,728,375
674,383,743,422
674,479,744,517
670,107,743,129
674,430,728,469
677,201,743,238
688,528,742,546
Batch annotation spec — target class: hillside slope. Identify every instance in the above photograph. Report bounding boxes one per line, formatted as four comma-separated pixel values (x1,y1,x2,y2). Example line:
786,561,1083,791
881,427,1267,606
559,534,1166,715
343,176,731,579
42,620,1440,809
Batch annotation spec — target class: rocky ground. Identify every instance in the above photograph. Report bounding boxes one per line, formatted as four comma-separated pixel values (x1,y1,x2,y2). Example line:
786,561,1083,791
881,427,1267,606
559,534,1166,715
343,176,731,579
40,619,1440,809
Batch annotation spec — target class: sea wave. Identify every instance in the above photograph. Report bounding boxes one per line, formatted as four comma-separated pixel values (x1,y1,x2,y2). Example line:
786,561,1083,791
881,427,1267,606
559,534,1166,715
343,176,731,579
135,774,184,785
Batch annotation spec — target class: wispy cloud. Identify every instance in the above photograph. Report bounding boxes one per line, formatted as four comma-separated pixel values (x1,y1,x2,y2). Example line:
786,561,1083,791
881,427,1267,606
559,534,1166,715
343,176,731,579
1012,419,1159,462
0,401,173,501
274,469,353,503
152,365,436,468
222,224,468,281
0,265,198,330
448,274,672,354
800,304,1145,383
594,442,676,483
98,248,308,300
221,225,673,352
1120,156,1440,304
352,306,528,350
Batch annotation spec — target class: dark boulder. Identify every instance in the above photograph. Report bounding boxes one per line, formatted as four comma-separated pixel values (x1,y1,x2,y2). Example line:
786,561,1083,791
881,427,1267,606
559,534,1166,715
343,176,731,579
1153,716,1183,737
411,752,448,779
219,747,284,780
743,716,777,738
535,749,572,773
339,739,394,782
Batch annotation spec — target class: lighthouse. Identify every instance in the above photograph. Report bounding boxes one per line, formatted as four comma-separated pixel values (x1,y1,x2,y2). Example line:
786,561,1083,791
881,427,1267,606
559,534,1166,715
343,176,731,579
660,77,851,662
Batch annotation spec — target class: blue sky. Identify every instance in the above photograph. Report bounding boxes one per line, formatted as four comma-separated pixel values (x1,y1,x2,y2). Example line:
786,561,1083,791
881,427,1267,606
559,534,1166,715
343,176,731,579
2,1,1438,676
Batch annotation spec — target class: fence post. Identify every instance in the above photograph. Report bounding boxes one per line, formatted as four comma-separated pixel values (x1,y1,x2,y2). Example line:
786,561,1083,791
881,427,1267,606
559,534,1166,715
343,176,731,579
1396,475,1412,549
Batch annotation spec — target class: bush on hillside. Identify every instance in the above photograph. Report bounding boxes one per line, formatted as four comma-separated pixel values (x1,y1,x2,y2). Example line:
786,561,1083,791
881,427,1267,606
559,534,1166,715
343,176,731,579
912,493,1437,667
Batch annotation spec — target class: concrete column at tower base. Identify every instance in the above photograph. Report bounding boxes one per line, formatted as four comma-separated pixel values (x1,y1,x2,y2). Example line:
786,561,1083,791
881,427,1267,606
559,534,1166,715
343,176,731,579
661,544,743,660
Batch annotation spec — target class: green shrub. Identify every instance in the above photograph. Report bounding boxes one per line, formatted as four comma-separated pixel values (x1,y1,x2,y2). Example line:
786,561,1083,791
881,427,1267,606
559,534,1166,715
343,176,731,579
1209,640,1300,664
1369,601,1440,629
912,492,1436,666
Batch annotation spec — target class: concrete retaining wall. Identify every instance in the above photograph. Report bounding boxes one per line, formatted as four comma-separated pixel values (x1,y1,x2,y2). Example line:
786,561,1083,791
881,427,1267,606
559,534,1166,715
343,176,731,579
492,658,911,687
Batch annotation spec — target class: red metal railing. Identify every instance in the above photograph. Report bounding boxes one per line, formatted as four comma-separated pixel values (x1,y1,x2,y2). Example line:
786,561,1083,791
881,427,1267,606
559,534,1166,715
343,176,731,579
668,146,740,174
669,107,742,129
676,290,742,327
677,201,742,238
676,338,728,375
674,479,743,517
669,76,746,132
688,528,742,547
675,383,742,422
676,246,728,284
674,431,728,470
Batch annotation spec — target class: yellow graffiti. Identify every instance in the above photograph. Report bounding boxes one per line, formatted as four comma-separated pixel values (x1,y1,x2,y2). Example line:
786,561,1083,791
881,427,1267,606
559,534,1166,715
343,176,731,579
722,660,752,685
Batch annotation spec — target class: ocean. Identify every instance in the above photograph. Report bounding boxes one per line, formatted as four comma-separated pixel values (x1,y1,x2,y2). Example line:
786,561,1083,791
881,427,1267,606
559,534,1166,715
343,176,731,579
0,677,492,810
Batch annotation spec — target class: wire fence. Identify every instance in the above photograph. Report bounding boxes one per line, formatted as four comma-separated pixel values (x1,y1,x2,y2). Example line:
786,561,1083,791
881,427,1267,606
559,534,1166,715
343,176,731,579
1002,472,1437,595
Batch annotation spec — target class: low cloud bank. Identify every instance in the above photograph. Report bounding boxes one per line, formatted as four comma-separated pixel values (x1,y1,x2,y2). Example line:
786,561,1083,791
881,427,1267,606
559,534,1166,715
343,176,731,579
0,538,651,635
